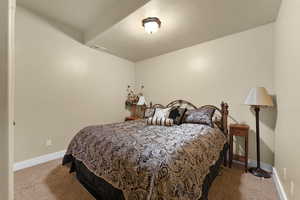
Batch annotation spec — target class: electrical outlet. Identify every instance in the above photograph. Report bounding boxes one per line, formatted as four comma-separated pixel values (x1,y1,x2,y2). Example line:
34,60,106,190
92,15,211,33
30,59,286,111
46,139,52,147
283,168,287,180
290,181,295,197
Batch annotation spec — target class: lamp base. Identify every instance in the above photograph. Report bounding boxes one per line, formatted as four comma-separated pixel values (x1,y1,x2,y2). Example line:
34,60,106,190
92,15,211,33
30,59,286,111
249,167,271,178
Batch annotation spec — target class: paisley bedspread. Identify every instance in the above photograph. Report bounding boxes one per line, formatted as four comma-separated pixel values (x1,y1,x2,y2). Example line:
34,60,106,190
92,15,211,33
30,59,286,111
64,119,227,200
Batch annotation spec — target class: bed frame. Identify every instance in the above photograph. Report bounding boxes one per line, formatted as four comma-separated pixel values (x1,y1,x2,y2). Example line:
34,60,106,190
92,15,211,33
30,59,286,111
64,100,229,200
150,100,229,134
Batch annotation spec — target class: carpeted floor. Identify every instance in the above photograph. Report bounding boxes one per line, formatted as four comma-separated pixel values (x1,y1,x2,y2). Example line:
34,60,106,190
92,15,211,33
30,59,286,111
14,159,279,200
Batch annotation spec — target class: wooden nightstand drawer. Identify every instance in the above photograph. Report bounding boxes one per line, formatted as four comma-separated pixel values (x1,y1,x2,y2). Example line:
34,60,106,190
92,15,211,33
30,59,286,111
230,128,247,136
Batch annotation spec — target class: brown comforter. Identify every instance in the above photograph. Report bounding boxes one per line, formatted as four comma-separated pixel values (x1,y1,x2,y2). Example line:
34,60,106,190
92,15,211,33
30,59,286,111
64,120,226,200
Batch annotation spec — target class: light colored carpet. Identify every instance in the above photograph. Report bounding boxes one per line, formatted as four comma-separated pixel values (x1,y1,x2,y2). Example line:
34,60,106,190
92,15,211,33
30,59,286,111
14,159,279,200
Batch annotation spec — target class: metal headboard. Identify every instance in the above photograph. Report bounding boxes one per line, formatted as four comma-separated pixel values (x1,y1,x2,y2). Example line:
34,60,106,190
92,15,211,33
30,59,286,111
149,100,229,136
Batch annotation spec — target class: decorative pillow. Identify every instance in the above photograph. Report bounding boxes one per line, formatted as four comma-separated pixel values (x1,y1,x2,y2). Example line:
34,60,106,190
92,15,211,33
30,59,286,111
147,117,174,126
183,107,216,127
153,107,171,119
169,107,187,125
144,107,155,118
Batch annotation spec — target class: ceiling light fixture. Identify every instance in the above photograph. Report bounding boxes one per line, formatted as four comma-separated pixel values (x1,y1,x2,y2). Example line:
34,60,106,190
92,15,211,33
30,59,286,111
142,17,161,34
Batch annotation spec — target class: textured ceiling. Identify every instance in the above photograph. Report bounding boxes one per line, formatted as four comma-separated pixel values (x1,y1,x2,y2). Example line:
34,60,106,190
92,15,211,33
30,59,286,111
17,0,281,62
17,0,150,36
93,0,281,61
17,0,119,31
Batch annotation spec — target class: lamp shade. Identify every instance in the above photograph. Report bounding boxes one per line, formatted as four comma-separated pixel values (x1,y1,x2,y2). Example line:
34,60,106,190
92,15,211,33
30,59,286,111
244,87,273,107
137,96,147,105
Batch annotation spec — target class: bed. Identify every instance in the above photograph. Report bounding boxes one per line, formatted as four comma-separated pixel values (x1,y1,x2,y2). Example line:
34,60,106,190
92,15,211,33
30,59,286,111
63,100,229,200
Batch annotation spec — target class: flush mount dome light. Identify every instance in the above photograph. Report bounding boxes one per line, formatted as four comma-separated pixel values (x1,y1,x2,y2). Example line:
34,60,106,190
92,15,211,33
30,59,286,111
142,17,161,34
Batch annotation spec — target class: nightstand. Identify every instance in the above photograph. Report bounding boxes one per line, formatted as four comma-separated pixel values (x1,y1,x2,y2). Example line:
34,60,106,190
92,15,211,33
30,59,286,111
229,124,249,172
124,116,141,121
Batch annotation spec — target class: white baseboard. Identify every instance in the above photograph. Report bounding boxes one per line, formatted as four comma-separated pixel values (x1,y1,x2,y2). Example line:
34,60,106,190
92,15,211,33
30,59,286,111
273,167,288,200
232,160,288,200
14,150,66,171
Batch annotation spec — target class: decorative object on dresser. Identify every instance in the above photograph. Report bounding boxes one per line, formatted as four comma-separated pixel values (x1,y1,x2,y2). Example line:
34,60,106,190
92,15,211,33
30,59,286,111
245,87,274,178
136,95,146,106
125,85,139,107
229,123,249,172
125,85,147,120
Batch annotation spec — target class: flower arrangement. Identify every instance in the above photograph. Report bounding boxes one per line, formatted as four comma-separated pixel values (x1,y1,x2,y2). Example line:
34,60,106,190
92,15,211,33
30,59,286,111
125,85,139,107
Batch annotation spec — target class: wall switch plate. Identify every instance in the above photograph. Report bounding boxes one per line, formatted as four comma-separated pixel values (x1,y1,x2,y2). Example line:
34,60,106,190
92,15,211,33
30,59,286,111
46,139,52,147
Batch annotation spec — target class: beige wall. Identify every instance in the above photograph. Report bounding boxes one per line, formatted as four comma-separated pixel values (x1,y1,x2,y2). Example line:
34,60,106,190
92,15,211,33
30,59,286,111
274,0,300,199
136,24,275,165
15,7,135,162
15,6,277,169
0,1,10,199
0,0,14,199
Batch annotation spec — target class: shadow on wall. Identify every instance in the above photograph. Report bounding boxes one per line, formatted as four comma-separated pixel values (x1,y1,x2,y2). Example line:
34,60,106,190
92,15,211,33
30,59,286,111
248,129,275,166
249,95,277,165
250,95,278,131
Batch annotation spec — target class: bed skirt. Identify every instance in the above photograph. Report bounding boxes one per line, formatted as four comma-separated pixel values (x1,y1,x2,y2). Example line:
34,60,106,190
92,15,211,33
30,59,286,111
63,143,228,200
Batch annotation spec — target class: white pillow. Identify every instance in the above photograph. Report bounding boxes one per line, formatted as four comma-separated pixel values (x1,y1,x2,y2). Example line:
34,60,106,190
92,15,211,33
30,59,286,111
153,107,171,119
147,117,174,126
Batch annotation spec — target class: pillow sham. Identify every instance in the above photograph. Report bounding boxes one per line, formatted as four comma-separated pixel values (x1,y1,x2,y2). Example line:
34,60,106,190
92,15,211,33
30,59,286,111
146,117,174,126
144,107,155,118
153,107,172,119
169,107,187,125
183,107,216,127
